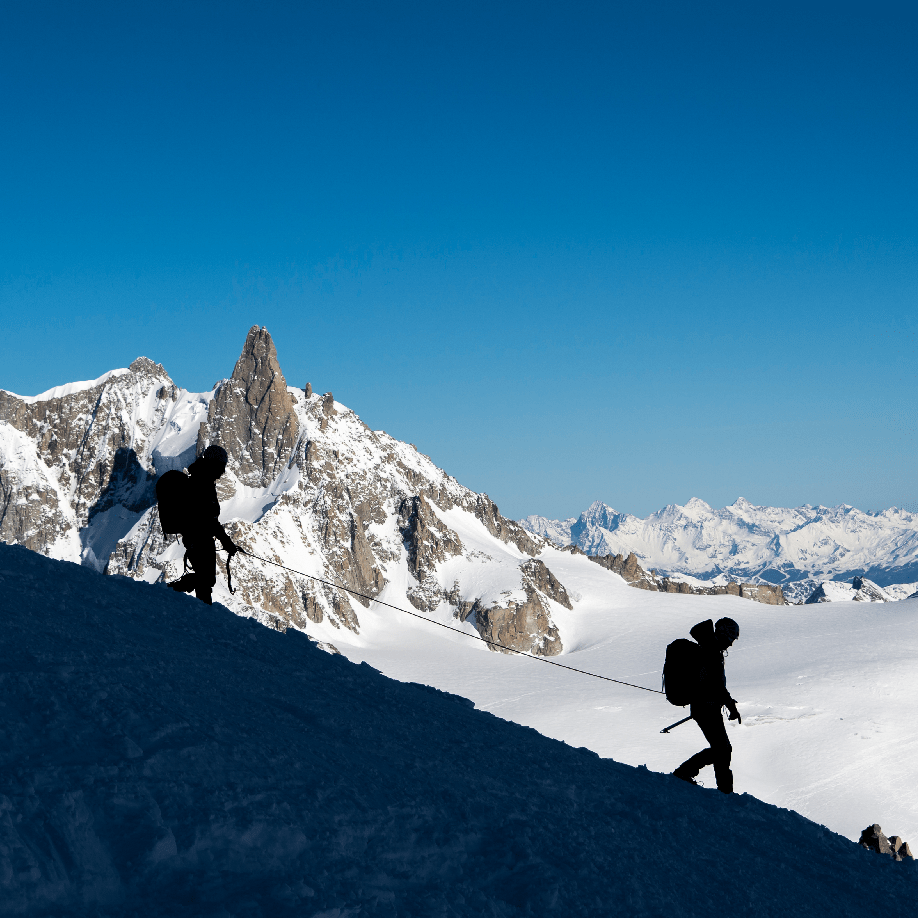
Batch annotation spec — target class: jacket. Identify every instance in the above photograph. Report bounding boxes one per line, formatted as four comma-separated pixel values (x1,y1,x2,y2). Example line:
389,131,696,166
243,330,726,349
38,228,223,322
184,459,233,549
689,619,734,706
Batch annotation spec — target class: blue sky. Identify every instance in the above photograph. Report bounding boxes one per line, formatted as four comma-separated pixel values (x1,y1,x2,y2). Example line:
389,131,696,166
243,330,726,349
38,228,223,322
2,1,916,520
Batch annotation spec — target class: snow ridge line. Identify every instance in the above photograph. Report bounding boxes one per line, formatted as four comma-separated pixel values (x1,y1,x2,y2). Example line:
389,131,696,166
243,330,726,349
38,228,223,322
238,548,665,695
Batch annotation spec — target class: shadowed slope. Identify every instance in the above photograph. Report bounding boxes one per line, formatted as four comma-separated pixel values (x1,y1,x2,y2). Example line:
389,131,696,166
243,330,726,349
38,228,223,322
0,544,913,916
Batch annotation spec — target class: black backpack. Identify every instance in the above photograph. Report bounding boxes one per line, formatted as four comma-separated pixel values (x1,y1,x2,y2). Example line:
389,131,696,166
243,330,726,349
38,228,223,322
155,470,193,536
662,638,701,706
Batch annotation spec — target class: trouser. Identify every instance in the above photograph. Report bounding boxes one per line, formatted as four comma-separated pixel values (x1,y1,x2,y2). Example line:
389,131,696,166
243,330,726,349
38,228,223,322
675,702,733,792
174,538,217,605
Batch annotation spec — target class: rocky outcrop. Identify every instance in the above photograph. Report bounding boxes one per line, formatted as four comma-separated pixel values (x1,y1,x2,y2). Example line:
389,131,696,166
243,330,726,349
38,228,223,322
0,424,75,555
472,494,544,556
589,552,786,605
590,552,660,591
731,583,785,605
197,326,299,488
0,359,175,561
805,576,892,604
399,494,463,612
459,590,562,657
859,825,913,861
521,558,573,610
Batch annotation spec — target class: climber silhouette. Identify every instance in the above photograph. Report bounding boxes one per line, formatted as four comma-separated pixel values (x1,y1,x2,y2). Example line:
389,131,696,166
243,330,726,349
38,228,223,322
167,444,238,605
673,618,741,793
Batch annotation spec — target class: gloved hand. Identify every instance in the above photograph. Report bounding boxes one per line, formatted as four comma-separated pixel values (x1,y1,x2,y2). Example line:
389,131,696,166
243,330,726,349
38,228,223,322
727,702,742,725
220,537,239,557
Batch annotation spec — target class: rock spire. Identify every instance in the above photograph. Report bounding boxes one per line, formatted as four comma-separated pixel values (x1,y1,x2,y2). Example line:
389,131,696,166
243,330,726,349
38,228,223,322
197,326,299,487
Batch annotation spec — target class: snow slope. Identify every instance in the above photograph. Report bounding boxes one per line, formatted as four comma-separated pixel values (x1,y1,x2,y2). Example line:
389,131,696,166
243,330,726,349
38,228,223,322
315,544,918,846
1,543,915,916
521,498,918,602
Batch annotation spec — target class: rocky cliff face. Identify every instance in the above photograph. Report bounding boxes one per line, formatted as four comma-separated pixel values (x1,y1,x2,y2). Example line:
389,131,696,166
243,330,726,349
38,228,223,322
588,551,786,605
0,327,566,655
197,326,299,488
0,359,180,566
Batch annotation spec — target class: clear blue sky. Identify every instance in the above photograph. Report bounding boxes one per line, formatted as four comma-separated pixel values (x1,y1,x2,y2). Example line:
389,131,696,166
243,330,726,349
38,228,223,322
2,1,916,520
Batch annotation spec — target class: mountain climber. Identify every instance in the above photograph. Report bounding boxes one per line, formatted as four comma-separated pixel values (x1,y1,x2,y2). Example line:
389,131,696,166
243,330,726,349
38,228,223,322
672,617,741,793
168,444,238,605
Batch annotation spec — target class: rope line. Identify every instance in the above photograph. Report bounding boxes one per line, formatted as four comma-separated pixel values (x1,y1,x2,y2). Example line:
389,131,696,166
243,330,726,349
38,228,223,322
235,548,664,695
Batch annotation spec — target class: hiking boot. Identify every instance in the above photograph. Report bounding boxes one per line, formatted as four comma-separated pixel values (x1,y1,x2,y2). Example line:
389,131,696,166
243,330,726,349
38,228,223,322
715,768,734,794
673,770,698,786
168,574,195,593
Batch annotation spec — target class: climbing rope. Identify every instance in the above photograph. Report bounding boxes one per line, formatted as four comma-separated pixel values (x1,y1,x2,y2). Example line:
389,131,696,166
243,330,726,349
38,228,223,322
231,547,664,695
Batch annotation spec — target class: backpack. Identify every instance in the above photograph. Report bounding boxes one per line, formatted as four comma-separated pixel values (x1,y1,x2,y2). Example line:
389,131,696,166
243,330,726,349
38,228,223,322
155,470,193,536
662,638,701,706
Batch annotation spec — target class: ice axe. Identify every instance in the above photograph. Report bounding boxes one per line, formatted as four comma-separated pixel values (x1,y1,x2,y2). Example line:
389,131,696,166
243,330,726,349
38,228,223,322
660,715,692,734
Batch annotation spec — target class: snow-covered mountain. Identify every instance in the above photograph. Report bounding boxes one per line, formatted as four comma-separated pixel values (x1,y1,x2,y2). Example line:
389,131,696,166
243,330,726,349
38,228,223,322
805,577,918,604
522,499,918,603
0,326,571,655
3,543,917,914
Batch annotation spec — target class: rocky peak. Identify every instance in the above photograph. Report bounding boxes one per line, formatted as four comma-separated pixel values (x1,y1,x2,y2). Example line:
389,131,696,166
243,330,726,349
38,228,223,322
128,357,168,377
197,326,299,487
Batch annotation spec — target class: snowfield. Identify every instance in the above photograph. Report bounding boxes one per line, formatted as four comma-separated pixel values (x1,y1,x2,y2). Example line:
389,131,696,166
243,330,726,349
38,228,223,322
1,543,915,916
326,543,918,845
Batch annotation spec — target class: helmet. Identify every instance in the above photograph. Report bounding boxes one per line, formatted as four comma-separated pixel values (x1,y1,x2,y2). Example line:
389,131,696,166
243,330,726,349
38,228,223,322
201,444,228,467
715,617,740,643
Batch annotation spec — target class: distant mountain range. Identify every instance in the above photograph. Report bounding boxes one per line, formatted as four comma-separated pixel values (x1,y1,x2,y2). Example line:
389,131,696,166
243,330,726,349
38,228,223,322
520,499,918,604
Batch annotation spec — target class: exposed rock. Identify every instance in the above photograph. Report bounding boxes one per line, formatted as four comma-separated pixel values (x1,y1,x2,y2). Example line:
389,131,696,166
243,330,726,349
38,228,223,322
859,824,912,860
303,592,323,624
0,359,173,560
851,576,890,602
0,424,76,556
313,486,386,616
305,383,312,397
521,558,573,610
472,494,544,556
859,824,893,855
399,495,463,580
590,552,660,592
197,326,299,488
805,577,892,604
460,590,562,657
736,583,785,605
588,552,786,604
399,494,463,612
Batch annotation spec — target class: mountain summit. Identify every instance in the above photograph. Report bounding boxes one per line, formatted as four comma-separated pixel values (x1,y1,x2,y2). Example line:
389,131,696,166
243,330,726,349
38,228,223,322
0,327,565,654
